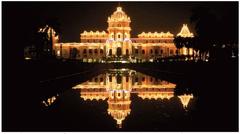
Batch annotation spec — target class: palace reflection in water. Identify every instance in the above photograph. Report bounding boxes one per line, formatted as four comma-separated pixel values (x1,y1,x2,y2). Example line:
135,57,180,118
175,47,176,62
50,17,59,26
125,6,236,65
72,69,193,128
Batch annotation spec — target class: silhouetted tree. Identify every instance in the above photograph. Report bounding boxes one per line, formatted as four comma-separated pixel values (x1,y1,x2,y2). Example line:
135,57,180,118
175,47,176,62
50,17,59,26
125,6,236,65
174,36,195,58
190,6,219,60
173,36,184,56
33,18,61,60
190,3,238,61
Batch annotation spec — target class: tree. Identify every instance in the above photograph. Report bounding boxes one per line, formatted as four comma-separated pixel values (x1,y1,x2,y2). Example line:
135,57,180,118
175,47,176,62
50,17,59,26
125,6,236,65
173,36,184,56
34,18,61,60
190,3,238,61
190,6,218,60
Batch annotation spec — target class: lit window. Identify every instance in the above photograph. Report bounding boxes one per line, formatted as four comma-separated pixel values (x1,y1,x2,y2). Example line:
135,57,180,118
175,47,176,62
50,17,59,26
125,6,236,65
135,49,138,54
57,50,60,56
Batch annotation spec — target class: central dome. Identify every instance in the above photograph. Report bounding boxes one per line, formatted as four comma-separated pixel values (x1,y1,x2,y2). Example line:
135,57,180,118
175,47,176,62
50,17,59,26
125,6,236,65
108,6,131,22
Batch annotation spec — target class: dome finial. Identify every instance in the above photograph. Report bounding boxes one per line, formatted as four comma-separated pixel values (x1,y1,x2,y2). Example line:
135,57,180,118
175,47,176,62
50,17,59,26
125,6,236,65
116,2,122,11
118,2,121,7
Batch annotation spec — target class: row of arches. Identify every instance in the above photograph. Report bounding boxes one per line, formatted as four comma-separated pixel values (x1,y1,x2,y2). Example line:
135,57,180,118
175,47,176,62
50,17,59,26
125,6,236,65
69,48,105,59
108,48,130,56
109,32,130,40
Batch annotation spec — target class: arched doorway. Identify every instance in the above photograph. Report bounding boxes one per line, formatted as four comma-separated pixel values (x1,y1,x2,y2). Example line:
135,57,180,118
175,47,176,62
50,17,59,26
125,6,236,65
109,49,112,56
70,48,78,59
126,49,129,56
117,47,122,57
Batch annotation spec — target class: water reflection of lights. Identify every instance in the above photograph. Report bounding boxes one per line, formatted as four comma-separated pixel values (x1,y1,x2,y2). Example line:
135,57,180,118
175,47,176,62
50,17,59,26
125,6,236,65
72,69,194,128
42,94,59,107
178,94,194,109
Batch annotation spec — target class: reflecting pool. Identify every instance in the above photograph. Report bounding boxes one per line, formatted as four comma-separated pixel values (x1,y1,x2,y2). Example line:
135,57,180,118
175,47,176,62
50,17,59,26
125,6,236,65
41,68,195,130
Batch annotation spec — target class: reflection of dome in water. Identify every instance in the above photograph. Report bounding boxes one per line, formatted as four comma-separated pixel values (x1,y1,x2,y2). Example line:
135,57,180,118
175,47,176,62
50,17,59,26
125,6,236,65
107,107,131,128
178,94,193,108
107,90,131,128
72,69,183,128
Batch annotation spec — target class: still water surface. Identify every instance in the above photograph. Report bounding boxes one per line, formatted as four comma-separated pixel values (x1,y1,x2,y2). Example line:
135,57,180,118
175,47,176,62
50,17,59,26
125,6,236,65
41,68,196,131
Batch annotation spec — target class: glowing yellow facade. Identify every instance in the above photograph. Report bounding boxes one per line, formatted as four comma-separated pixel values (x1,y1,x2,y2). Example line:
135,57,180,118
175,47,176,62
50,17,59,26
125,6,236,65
177,24,195,56
52,6,195,62
178,94,193,109
73,69,193,128
177,24,194,38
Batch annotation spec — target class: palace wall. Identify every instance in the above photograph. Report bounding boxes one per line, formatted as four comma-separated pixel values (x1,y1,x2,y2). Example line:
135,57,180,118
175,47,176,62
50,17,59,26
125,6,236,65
51,6,193,62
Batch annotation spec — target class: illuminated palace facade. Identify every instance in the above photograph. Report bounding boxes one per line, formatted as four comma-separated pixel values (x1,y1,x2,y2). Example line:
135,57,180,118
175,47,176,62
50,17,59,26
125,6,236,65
53,6,194,62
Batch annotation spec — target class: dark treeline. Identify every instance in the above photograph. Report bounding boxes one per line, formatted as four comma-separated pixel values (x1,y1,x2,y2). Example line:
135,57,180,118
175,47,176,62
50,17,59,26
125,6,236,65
174,2,238,62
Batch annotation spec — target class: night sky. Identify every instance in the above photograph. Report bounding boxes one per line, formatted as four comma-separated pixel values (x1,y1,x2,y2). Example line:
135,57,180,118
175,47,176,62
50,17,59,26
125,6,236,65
3,2,238,44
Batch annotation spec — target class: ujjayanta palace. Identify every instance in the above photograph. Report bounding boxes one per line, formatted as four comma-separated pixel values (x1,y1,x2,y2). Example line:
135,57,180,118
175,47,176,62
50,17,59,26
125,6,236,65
52,6,194,63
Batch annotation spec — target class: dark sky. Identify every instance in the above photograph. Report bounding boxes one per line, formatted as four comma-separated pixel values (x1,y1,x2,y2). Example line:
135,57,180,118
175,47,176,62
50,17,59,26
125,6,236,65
3,2,238,43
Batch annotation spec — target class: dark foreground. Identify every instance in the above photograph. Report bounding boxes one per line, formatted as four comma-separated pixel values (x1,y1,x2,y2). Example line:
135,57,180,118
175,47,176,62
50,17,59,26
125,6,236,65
2,60,238,131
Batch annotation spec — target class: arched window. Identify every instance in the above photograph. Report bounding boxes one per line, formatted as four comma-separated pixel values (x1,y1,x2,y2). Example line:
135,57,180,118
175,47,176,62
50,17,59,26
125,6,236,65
94,49,98,54
89,49,92,54
135,77,138,82
135,49,138,54
160,49,163,54
83,49,87,54
109,49,112,56
126,49,129,55
109,76,112,82
100,49,104,54
100,77,103,82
